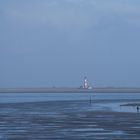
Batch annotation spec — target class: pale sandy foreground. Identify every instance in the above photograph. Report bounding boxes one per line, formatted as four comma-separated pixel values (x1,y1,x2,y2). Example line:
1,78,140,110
0,99,140,140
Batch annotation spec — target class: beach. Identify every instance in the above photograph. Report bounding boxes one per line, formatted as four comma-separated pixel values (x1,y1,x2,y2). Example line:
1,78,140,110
0,96,140,140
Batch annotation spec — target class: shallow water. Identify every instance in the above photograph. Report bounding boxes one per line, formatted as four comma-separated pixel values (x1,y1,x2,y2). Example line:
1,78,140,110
0,93,139,113
0,93,140,139
0,100,140,139
0,93,140,103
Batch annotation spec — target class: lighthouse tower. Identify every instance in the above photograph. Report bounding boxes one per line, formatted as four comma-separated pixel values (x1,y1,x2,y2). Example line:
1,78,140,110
83,77,89,89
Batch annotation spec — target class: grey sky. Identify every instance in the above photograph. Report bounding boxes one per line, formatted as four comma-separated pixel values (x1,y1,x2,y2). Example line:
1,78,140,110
1,0,140,87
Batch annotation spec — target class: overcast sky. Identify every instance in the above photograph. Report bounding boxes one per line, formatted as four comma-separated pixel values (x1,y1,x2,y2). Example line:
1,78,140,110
1,0,140,87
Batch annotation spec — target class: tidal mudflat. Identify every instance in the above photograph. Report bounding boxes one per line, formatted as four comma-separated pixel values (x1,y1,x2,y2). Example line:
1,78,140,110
0,99,140,140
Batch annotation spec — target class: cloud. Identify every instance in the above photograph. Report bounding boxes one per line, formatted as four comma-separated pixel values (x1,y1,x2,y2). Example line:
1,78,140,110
2,0,96,30
2,0,140,30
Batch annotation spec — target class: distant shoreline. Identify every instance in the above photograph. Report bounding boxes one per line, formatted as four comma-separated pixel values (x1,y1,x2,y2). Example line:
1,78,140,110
1,87,140,93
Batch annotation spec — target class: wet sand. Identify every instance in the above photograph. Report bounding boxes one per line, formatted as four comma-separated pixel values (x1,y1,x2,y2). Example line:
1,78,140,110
0,100,140,140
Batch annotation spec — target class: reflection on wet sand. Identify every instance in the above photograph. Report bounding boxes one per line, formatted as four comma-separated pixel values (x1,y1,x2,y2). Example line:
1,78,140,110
0,100,140,139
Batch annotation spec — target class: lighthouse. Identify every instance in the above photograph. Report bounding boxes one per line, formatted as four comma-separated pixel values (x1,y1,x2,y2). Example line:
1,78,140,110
82,77,92,89
83,77,89,89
